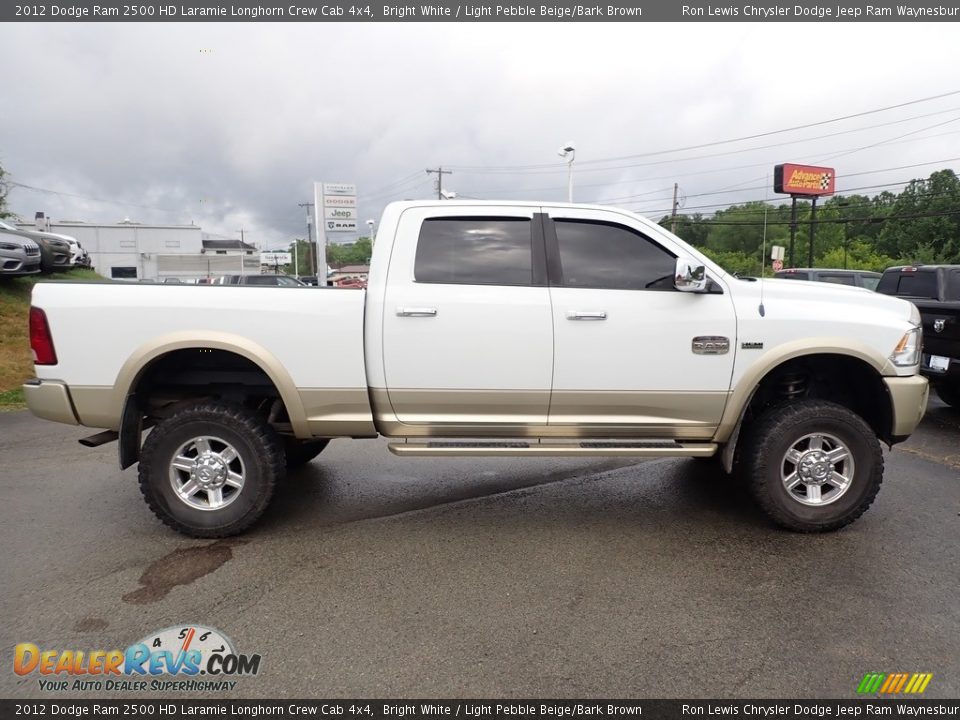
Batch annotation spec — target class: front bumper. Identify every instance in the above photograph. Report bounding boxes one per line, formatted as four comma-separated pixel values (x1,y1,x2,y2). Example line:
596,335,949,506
884,374,929,440
23,379,80,425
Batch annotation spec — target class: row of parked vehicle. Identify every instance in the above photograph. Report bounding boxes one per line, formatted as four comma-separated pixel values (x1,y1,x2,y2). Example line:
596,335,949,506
0,218,90,277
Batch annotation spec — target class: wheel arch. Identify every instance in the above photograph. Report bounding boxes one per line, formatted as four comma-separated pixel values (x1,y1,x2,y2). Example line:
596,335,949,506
716,343,898,470
114,331,310,437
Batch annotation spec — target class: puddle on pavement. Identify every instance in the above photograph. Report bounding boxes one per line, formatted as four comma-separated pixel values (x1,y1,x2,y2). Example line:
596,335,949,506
122,538,246,605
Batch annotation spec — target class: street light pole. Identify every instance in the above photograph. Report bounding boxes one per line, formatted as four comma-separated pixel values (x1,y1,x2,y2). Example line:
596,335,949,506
558,144,576,202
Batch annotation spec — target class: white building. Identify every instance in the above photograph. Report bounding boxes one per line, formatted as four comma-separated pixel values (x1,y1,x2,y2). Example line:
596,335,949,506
15,215,259,281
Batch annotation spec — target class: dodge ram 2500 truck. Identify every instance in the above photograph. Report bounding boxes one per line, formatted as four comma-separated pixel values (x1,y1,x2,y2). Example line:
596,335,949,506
25,201,929,537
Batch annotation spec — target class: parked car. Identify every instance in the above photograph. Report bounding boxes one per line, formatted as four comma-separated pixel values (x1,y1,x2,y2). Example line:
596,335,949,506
877,264,960,408
0,219,73,273
214,274,305,286
0,231,42,277
774,268,881,290
24,200,927,538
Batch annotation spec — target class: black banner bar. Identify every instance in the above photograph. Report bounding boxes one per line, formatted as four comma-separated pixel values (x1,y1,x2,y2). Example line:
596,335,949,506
2,700,960,719
4,0,960,23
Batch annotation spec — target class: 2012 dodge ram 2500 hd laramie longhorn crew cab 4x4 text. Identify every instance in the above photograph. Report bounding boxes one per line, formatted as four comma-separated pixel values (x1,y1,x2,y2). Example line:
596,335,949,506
25,201,929,537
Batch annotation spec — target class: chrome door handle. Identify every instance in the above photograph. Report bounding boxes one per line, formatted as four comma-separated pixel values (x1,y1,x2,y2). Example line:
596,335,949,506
396,307,438,317
567,311,607,321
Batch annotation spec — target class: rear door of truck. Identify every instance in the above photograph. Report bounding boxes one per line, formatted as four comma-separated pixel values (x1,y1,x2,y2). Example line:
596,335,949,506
381,205,553,429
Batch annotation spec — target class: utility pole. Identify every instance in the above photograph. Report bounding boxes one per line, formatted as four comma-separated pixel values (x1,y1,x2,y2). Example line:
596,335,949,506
426,167,452,200
298,203,315,275
670,183,680,234
238,228,246,276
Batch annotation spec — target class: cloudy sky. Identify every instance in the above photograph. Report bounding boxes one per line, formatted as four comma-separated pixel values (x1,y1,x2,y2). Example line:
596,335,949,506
1,23,958,249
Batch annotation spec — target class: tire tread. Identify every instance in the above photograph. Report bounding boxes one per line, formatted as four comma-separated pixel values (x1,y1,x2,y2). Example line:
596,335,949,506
138,401,285,537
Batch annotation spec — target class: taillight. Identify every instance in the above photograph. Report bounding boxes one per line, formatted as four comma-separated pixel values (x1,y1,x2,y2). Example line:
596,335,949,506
29,307,58,365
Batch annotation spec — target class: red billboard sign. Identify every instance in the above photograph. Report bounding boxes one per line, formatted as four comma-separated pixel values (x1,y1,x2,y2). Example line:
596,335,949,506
774,163,836,197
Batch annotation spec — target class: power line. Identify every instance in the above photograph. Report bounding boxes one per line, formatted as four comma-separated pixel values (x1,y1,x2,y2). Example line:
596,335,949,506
448,89,960,173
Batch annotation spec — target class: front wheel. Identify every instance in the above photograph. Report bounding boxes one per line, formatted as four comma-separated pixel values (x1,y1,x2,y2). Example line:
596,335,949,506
740,400,883,532
138,401,285,537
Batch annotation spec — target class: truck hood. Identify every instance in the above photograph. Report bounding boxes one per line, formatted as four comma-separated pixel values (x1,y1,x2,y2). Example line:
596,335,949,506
748,278,919,324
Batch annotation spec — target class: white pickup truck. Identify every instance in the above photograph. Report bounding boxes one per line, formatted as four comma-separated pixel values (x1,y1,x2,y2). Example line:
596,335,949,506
25,201,928,537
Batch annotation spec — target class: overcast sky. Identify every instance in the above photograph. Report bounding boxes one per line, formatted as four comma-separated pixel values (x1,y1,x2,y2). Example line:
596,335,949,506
1,23,958,249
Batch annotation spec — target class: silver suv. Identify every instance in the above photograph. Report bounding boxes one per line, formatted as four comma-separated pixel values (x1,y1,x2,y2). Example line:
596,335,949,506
0,219,73,273
0,230,42,277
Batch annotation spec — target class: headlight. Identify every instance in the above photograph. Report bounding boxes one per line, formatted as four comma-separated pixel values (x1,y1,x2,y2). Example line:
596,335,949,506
0,242,21,251
890,326,921,367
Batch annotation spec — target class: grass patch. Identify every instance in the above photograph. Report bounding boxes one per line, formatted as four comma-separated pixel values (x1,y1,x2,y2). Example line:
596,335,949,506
0,387,25,411
0,269,105,394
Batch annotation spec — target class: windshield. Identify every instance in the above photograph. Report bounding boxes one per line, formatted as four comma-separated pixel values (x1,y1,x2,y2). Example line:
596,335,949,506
0,219,17,231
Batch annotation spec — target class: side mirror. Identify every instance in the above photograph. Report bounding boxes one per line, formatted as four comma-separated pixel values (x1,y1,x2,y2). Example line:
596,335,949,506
674,257,707,293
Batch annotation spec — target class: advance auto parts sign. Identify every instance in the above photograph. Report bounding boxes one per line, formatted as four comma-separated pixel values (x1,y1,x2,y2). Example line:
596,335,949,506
774,163,836,197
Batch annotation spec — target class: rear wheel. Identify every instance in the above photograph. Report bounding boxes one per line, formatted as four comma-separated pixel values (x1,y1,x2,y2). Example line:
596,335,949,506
138,401,285,537
740,400,883,532
934,381,960,408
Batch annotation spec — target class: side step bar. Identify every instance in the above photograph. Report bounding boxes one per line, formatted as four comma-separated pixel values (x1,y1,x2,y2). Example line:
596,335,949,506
389,439,717,458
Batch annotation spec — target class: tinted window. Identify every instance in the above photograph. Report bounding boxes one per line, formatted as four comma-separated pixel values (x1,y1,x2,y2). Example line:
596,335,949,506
110,266,137,279
554,220,675,290
860,276,880,291
818,273,856,286
245,276,278,285
890,271,938,299
775,272,808,281
415,217,532,286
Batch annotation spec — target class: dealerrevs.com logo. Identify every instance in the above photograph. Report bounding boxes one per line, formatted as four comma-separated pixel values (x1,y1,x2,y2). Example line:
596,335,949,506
14,625,262,692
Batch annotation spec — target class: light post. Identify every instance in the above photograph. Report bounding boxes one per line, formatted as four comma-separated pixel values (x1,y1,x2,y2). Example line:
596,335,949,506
558,143,575,203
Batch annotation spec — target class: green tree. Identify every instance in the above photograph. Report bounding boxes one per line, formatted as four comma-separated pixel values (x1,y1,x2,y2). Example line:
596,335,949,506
876,170,960,263
327,237,372,267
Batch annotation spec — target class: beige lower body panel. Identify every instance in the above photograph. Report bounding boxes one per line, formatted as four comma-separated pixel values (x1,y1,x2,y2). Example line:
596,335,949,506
299,388,378,437
885,374,929,437
370,387,726,440
23,381,80,426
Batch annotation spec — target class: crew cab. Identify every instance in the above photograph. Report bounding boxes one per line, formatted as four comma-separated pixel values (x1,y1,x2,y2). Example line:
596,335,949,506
877,264,960,407
25,201,928,537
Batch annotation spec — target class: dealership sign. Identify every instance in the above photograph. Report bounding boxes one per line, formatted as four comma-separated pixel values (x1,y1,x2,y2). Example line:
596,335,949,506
323,206,357,220
774,163,836,197
322,183,356,196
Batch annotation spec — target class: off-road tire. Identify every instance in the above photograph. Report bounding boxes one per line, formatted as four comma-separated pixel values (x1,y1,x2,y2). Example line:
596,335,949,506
285,438,330,469
740,400,883,532
138,401,285,537
934,381,960,409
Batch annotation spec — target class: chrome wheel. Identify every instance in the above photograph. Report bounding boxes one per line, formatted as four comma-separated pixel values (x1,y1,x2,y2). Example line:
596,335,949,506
780,432,854,507
168,436,245,511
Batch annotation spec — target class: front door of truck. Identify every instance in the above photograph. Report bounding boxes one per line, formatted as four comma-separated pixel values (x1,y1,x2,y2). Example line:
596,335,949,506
382,205,553,431
542,207,737,438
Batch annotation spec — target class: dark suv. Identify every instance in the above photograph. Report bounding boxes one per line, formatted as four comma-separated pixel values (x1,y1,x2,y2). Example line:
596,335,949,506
774,268,881,290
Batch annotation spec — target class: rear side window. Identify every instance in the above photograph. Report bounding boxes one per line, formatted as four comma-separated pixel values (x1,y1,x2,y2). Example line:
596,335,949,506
245,276,278,285
414,217,533,286
553,219,676,291
775,272,807,281
860,276,880,291
879,271,938,299
818,273,856,286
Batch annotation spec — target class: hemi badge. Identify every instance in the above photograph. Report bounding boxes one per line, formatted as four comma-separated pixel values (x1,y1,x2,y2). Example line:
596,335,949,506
741,342,764,350
692,336,730,355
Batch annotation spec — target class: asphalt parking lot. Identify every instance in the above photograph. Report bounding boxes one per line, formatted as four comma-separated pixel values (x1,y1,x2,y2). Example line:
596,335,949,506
1,399,958,699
